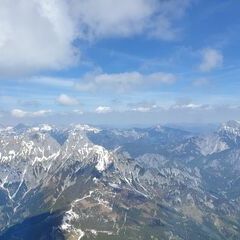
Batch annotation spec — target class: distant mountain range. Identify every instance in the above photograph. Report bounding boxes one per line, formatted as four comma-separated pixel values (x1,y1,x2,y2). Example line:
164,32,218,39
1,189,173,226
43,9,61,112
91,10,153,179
0,121,240,239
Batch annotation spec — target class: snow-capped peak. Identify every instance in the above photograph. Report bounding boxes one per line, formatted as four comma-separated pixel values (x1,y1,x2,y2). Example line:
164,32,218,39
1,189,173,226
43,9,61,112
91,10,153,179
153,124,164,132
39,124,53,131
73,124,101,133
28,124,53,133
218,120,240,135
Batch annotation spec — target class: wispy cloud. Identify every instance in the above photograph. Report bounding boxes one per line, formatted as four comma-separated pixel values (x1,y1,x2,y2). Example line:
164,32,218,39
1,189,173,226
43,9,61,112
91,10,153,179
199,48,223,72
171,103,210,110
192,78,209,87
30,77,74,88
57,94,79,106
76,71,176,92
128,100,158,112
19,100,41,108
95,106,112,114
71,0,192,40
73,109,83,115
28,71,176,93
11,109,52,118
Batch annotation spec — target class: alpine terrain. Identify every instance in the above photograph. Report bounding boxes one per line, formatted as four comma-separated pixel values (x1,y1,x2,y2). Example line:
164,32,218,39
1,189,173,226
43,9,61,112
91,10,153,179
0,121,240,240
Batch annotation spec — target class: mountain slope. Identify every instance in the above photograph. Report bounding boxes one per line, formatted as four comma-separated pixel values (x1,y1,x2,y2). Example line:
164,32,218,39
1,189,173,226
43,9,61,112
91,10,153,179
0,123,239,239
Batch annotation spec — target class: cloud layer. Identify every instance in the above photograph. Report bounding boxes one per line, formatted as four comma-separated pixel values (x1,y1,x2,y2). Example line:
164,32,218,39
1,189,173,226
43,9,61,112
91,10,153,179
11,109,52,118
76,71,176,92
0,0,192,75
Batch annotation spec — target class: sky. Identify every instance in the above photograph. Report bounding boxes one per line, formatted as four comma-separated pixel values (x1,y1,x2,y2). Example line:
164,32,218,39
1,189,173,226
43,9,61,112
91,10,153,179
0,0,240,126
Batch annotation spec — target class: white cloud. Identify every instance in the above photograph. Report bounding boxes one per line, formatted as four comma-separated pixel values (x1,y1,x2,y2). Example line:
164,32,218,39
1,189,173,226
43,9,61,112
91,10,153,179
11,109,52,118
172,103,203,109
76,71,176,92
95,106,112,114
127,102,212,113
30,77,74,88
132,107,152,112
57,94,79,106
71,0,154,39
147,0,192,40
73,109,83,115
71,0,192,40
24,71,176,92
129,101,158,112
170,101,212,110
11,109,27,118
31,110,52,117
0,0,77,75
199,48,223,72
192,78,209,87
0,0,191,75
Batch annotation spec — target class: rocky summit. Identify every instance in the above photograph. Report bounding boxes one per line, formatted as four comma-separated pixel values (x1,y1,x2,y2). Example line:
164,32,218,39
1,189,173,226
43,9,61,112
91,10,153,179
0,122,240,240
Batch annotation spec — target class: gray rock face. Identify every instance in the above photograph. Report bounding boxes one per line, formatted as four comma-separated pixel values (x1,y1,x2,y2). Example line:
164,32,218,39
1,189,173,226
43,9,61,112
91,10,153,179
0,122,240,240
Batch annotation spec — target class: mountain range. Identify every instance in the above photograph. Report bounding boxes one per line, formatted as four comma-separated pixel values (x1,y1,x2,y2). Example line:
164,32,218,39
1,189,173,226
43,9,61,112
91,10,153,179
0,121,240,239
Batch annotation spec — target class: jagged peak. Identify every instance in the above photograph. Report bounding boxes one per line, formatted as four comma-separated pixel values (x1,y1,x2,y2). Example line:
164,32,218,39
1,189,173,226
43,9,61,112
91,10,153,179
39,124,53,131
13,123,29,133
72,124,101,133
219,120,240,132
28,124,54,133
155,124,163,129
151,124,164,132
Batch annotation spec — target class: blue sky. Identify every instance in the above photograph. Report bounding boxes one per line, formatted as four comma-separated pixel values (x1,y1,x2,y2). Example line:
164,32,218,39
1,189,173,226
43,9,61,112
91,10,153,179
0,0,240,126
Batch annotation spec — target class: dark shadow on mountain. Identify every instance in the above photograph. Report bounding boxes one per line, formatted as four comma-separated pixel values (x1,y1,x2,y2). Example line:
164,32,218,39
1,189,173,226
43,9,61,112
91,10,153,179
50,130,69,145
0,211,65,240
